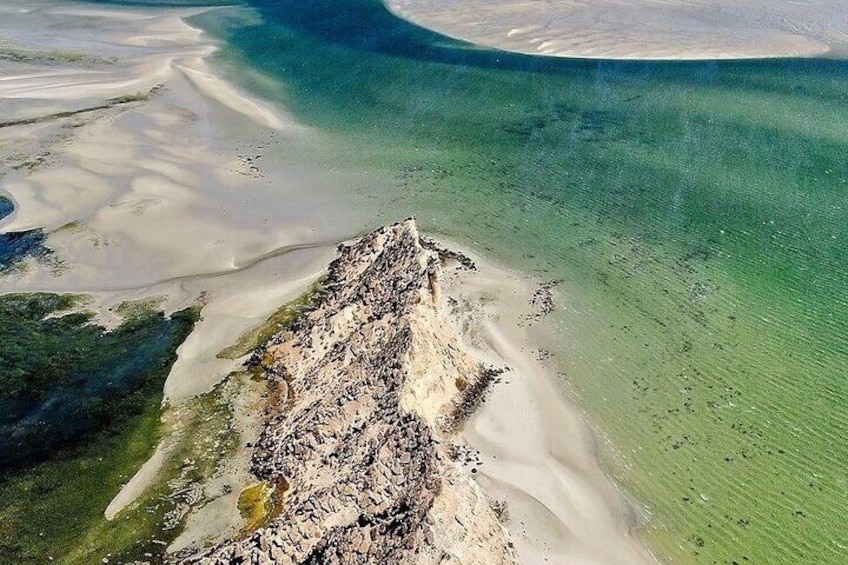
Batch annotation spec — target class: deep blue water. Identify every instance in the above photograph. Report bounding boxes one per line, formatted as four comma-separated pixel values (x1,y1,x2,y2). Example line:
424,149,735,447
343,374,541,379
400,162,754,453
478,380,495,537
0,196,51,273
0,230,49,273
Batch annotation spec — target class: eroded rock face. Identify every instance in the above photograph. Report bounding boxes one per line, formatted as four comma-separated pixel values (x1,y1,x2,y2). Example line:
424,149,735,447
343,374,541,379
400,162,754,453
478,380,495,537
184,219,517,565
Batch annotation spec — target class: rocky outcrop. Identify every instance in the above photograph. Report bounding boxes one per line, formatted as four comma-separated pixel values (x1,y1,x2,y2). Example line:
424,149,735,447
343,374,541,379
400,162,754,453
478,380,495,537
184,219,518,565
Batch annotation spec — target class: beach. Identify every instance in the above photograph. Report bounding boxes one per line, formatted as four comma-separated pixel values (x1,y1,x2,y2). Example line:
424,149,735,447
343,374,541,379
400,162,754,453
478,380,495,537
437,240,656,564
0,0,363,401
0,3,357,557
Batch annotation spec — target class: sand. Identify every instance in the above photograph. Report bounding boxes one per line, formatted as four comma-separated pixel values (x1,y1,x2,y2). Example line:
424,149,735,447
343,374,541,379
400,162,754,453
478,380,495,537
437,240,658,564
0,0,367,393
385,0,848,60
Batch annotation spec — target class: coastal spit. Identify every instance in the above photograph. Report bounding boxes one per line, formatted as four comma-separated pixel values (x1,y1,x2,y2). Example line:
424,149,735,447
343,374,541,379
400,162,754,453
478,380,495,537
184,219,518,564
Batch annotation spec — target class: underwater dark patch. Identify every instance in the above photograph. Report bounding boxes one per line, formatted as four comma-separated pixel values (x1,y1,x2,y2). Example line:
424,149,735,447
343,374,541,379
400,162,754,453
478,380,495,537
0,229,51,273
0,197,12,222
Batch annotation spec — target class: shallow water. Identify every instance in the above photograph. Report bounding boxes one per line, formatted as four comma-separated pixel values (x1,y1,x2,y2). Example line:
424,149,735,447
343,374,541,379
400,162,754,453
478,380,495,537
0,294,198,563
0,295,195,468
0,197,12,222
98,0,848,562
0,196,51,272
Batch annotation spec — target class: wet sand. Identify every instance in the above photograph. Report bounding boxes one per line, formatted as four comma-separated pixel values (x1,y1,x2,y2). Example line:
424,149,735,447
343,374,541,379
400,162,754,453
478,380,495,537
0,0,364,401
385,0,848,60
0,0,363,534
438,240,658,565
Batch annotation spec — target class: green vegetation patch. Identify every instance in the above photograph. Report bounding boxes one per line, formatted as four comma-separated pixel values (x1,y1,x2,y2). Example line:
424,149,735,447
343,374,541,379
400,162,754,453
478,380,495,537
0,390,164,562
237,482,274,533
106,92,151,105
0,48,115,66
0,293,197,468
0,91,151,130
0,275,326,563
61,377,243,564
0,293,199,563
0,372,245,565
237,476,289,537
113,295,167,320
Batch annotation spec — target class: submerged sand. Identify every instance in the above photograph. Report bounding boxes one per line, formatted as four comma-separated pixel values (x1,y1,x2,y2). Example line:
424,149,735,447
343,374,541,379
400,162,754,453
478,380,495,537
386,0,848,60
0,0,364,402
0,0,364,530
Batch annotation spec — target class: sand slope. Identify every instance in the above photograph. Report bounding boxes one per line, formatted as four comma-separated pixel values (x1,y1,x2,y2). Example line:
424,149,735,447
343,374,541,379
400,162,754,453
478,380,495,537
436,240,656,565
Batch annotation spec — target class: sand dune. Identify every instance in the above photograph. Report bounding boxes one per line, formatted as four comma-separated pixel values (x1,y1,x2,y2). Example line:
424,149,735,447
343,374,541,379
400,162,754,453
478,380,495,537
386,0,848,60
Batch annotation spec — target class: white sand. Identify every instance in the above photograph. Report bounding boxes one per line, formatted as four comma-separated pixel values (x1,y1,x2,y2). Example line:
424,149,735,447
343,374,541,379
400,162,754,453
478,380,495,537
386,0,848,60
439,243,658,564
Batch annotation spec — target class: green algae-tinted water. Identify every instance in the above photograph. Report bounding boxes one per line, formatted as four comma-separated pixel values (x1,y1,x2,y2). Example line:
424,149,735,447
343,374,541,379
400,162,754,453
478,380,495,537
115,0,848,562
0,294,197,562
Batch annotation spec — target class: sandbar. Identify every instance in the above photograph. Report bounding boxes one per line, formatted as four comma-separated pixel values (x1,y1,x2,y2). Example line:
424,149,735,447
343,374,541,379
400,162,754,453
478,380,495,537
386,0,848,60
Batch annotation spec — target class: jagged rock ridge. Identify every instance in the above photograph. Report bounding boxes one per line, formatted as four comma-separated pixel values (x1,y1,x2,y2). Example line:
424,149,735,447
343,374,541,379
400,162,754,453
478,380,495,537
185,219,518,564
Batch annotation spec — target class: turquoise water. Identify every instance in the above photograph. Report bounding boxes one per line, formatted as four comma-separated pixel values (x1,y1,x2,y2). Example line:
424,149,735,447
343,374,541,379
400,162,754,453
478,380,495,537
110,0,848,562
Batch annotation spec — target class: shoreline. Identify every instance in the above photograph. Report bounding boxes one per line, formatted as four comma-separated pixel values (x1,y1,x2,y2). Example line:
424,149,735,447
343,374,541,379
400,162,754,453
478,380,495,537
0,1,369,548
0,0,367,396
383,0,848,61
2,2,655,563
434,236,657,564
